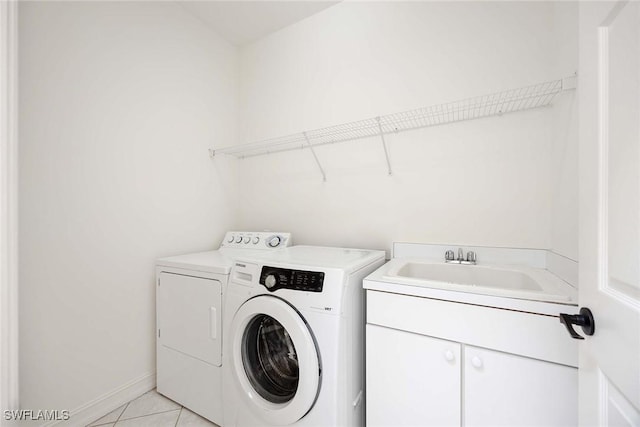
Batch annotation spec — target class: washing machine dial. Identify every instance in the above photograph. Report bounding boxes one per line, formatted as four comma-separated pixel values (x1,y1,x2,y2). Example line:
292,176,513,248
235,236,243,243
243,236,251,244
253,236,260,245
265,274,277,289
227,235,234,243
267,236,282,248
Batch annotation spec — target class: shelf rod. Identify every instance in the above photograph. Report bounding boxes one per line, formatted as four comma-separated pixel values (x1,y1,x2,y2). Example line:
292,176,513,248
376,117,393,176
303,132,326,182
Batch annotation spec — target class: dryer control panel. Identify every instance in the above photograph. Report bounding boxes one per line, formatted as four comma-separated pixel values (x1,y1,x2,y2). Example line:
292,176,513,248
260,266,324,293
220,231,292,250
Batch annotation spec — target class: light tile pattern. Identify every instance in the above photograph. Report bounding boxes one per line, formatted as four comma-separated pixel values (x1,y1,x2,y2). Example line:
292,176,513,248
88,404,126,426
176,409,217,427
86,390,218,427
119,390,180,420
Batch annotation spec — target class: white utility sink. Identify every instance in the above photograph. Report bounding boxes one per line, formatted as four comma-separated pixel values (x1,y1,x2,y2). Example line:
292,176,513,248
382,259,575,303
393,262,541,291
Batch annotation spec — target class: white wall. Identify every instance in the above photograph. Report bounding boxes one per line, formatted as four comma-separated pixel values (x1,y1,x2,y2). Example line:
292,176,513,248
18,1,238,416
236,1,562,253
550,2,579,261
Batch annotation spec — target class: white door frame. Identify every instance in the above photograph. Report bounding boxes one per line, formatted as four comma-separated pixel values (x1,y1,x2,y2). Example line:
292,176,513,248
0,0,19,412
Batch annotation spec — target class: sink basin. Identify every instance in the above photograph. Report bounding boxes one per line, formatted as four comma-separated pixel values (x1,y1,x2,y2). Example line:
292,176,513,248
394,262,542,292
383,260,574,303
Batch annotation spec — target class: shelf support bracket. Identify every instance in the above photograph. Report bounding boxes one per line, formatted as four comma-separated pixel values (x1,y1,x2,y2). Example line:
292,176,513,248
376,117,392,176
303,132,326,182
561,73,578,91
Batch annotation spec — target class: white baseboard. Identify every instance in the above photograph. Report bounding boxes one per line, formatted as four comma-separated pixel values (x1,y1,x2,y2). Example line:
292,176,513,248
40,372,156,427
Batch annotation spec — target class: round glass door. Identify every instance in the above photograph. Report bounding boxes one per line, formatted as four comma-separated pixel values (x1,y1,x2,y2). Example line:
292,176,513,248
242,314,299,404
230,296,321,425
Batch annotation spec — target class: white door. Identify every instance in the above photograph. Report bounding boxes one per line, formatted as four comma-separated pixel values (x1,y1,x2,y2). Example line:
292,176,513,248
157,272,222,366
366,325,460,427
579,1,640,424
464,345,577,426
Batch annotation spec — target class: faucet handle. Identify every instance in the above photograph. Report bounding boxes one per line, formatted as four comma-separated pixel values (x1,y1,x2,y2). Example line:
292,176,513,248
466,251,477,263
445,250,455,261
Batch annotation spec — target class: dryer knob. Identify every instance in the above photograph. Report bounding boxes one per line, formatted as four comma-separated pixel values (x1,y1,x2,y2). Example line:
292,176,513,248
265,274,277,289
267,236,282,248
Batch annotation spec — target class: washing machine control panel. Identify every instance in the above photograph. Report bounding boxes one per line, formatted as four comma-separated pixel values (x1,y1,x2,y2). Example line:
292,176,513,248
260,267,324,293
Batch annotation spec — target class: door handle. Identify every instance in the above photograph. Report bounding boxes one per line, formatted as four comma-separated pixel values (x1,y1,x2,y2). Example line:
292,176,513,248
559,307,595,340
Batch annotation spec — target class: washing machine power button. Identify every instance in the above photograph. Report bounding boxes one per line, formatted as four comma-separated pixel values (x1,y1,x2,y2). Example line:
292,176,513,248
265,274,277,289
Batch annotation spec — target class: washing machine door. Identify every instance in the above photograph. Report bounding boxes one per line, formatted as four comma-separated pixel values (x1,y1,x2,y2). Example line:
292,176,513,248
229,295,321,425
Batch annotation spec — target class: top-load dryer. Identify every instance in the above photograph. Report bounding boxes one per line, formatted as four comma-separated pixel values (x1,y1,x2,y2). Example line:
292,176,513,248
155,231,291,425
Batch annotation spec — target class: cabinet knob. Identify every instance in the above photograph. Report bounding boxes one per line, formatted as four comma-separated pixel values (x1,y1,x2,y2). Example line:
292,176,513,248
444,350,455,362
471,356,483,369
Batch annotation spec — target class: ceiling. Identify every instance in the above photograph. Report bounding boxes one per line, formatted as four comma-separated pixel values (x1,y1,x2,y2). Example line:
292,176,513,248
179,1,340,46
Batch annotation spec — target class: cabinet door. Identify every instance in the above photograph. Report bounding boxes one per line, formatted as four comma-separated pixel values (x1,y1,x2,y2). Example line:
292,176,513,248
366,324,461,427
464,345,577,426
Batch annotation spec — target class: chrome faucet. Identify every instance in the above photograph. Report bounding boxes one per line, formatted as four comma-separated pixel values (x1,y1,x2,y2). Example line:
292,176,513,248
445,248,477,265
445,250,455,262
465,251,477,264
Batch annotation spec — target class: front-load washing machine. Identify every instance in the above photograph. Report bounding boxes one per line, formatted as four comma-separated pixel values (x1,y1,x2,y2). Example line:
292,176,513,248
222,245,385,427
155,231,291,425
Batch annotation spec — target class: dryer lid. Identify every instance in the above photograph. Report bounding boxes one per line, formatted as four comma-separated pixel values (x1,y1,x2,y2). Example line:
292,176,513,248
156,250,233,275
156,248,274,275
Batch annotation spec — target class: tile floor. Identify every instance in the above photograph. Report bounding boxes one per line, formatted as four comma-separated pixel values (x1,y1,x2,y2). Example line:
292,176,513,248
86,390,218,427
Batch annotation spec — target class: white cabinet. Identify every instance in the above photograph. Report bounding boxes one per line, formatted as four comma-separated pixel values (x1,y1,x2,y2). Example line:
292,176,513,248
464,345,577,426
365,290,578,427
366,325,461,427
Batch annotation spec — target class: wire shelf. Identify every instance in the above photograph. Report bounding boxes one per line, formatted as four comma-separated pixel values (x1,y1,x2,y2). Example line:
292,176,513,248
210,76,576,178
